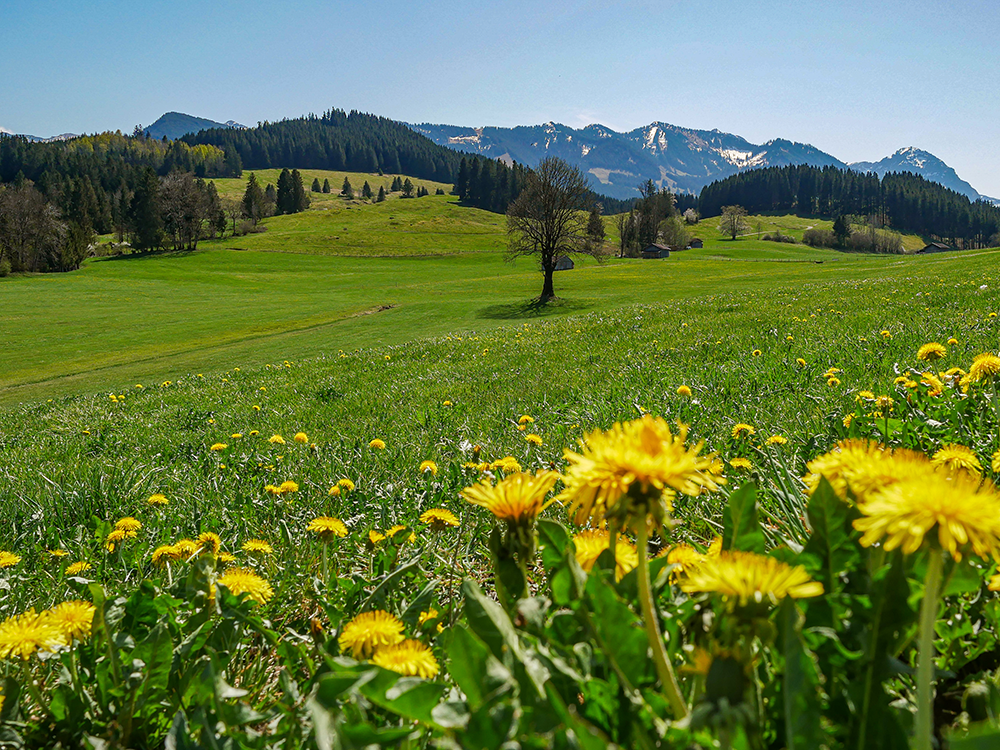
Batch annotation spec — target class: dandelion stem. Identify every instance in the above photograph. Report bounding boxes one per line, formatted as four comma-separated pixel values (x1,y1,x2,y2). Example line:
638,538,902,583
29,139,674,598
321,544,329,588
635,522,688,720
915,548,944,750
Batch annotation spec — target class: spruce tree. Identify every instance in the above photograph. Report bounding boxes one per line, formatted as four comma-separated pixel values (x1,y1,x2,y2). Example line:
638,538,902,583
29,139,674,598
311,177,321,192
241,172,265,224
402,178,414,198
276,168,293,215
455,157,469,198
129,167,163,250
362,181,373,200
322,178,331,194
292,169,309,212
264,183,277,216
391,176,402,192
341,177,354,199
586,205,606,245
376,185,386,202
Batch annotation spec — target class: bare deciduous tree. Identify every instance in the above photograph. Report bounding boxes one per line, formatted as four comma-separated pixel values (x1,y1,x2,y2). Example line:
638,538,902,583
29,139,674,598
505,157,599,301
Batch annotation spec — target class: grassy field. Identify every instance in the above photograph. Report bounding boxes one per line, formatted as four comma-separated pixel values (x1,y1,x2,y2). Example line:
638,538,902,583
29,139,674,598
4,184,1000,746
2,188,991,405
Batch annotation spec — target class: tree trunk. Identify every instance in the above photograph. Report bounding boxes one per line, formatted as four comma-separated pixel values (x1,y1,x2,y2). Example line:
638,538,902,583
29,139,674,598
540,266,555,301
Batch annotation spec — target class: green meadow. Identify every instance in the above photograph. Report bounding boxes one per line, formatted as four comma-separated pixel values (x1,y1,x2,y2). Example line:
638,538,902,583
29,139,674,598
4,175,1000,747
0,185,993,405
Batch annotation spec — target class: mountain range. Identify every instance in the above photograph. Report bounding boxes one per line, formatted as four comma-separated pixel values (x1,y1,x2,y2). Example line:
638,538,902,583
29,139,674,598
141,112,246,141
410,121,992,203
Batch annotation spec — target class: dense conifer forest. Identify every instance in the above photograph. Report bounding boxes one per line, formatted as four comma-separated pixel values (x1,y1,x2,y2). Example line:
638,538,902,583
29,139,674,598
699,164,1000,248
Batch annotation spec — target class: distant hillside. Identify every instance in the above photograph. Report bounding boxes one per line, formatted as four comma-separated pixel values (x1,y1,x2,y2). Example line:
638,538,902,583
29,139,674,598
144,112,245,141
849,147,981,201
411,121,845,199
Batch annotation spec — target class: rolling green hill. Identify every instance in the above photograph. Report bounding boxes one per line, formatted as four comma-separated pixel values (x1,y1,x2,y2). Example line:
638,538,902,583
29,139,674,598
4,186,993,405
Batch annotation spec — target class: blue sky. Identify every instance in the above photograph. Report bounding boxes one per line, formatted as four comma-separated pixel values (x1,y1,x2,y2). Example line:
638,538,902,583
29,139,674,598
3,0,999,195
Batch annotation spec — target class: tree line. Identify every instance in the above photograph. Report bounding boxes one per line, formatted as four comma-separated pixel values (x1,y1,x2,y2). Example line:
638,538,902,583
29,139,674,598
699,164,1000,249
182,109,463,186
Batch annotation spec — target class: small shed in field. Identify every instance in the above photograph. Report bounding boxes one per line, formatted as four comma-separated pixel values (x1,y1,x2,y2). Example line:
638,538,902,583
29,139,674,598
688,238,704,248
554,256,574,271
641,243,671,259
918,241,951,254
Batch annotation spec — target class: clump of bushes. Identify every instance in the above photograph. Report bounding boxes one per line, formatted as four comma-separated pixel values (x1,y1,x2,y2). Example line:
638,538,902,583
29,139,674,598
762,230,797,244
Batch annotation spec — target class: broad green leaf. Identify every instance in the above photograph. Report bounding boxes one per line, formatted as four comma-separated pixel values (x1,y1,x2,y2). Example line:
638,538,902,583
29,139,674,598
801,476,859,592
722,483,765,553
446,625,514,709
584,568,654,687
778,598,827,749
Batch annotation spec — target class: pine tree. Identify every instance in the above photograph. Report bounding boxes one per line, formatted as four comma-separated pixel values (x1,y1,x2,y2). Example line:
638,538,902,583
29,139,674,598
341,177,354,199
276,168,294,215
311,177,321,192
129,167,163,250
402,178,414,198
241,172,266,225
456,157,469,198
586,206,605,245
292,169,309,212
391,176,402,192
322,178,331,194
264,183,277,217
376,185,386,202
362,181,373,199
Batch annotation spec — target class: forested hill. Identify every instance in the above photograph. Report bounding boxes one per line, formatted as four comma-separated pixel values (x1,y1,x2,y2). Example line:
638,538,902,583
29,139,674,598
699,164,1000,248
182,110,464,186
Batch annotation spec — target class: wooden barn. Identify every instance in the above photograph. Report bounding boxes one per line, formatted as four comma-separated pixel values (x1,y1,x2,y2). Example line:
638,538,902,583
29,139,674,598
554,256,574,270
918,241,951,254
688,238,704,248
641,243,671,259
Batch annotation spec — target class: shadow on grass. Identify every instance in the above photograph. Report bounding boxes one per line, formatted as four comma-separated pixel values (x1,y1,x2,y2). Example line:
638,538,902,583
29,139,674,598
476,297,590,320
93,248,202,263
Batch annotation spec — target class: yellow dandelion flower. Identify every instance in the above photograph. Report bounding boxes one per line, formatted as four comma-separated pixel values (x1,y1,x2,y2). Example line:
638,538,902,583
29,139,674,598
45,600,95,642
173,539,199,558
519,415,535,424
219,552,236,563
386,525,415,543
948,337,959,345
368,529,386,546
337,478,355,491
114,517,142,533
420,508,460,530
751,349,762,357
151,545,179,566
242,539,273,555
0,610,66,660
278,480,299,494
931,444,982,476
371,639,440,678
264,484,281,496
269,434,286,445
443,400,453,406
559,416,723,529
197,532,222,555
147,493,169,507
875,395,895,412
210,443,228,452
728,457,752,471
917,342,947,361
104,529,127,552
853,470,1000,561
677,385,692,397
249,429,260,436
796,358,806,367
804,440,932,503
463,470,561,525
881,330,892,338
680,551,824,604
968,353,1000,383
294,432,308,443
339,610,405,659
525,433,543,446
920,372,945,396
64,561,92,576
215,567,274,605
827,377,841,387
418,608,439,625
231,433,242,439
765,434,787,446
0,551,21,569
572,529,638,581
307,516,348,541
731,423,756,439
369,438,386,449
48,549,68,559
328,486,341,497
491,456,522,473
992,449,1000,474
419,460,438,475
856,390,875,403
